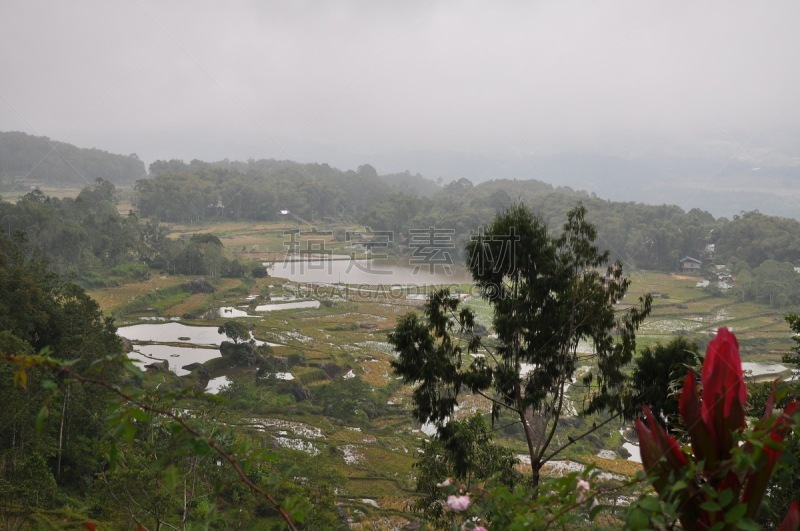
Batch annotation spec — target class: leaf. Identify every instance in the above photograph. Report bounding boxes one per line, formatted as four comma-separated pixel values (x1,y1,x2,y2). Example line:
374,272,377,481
725,503,747,524
108,441,119,469
187,437,212,457
669,480,688,493
282,495,309,524
162,465,180,491
13,368,27,388
589,502,605,519
737,519,761,531
128,407,149,423
627,507,651,529
35,405,49,432
700,500,722,512
638,495,661,512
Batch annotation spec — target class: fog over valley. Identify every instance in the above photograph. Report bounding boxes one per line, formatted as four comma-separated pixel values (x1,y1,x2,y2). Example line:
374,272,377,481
2,1,800,218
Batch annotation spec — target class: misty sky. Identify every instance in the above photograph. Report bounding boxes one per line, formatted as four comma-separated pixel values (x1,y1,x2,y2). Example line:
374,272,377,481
2,1,799,178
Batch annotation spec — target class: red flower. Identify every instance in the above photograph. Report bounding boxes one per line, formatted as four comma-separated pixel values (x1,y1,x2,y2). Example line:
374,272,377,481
701,327,746,456
780,502,800,531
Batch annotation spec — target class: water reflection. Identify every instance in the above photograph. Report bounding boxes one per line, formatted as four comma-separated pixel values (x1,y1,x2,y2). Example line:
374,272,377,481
119,322,231,346
129,344,221,376
266,258,469,286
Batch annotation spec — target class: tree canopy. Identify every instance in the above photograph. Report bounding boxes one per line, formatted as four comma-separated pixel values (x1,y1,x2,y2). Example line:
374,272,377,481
389,203,652,485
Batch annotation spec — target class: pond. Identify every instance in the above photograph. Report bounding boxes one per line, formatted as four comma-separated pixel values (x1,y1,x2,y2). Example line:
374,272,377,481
119,322,233,346
206,375,231,394
741,362,790,378
266,257,470,286
119,323,276,378
128,344,221,376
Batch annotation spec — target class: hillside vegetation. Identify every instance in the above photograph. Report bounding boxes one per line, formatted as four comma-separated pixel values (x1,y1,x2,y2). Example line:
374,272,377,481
0,131,146,188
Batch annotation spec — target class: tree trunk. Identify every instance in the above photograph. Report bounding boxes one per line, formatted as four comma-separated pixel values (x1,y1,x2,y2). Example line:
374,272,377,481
57,385,69,480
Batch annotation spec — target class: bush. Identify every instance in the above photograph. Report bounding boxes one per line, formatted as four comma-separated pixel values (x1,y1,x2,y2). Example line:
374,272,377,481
251,262,268,278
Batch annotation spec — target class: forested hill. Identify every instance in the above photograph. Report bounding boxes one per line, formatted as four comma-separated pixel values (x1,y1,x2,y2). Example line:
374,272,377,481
0,131,146,186
135,159,800,277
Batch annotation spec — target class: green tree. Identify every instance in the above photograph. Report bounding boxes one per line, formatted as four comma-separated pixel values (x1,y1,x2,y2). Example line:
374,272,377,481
390,204,651,486
0,231,124,491
218,321,250,345
626,337,701,432
786,314,800,372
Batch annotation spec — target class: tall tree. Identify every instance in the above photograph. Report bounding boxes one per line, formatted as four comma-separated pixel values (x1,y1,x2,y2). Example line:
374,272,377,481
389,204,651,486
0,232,124,490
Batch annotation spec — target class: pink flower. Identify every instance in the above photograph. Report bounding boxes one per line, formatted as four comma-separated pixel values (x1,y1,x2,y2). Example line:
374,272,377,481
446,494,471,511
576,478,590,503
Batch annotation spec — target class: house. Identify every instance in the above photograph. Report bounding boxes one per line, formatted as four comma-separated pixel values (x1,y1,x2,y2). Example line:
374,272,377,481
679,256,702,274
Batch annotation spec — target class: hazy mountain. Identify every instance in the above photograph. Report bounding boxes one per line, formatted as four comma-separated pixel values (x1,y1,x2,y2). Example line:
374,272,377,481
0,131,146,186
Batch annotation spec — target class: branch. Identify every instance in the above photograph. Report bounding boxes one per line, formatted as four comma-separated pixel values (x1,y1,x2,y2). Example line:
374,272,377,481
535,375,566,462
541,412,621,464
542,477,639,529
475,389,521,416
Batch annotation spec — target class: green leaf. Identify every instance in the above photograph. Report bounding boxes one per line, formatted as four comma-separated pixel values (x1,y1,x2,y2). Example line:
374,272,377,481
13,368,27,388
718,489,734,507
187,437,212,456
725,503,747,524
668,480,688,493
162,465,180,491
638,495,661,512
700,500,722,512
282,496,309,524
735,518,760,531
627,507,651,529
123,361,144,377
128,407,149,423
113,417,136,442
35,405,49,432
108,441,119,469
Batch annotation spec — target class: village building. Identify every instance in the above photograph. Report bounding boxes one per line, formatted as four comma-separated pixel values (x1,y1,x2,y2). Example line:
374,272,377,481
679,256,702,274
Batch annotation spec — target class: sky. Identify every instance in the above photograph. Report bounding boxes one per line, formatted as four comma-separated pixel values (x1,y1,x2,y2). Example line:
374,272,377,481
2,1,799,181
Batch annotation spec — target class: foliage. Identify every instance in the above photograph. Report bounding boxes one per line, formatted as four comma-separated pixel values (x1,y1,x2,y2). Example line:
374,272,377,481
0,131,146,185
626,336,701,431
427,464,626,530
751,379,800,528
737,260,800,307
218,320,251,344
411,414,520,526
632,327,800,529
0,182,253,282
390,203,652,486
312,376,385,421
784,313,800,371
0,232,124,491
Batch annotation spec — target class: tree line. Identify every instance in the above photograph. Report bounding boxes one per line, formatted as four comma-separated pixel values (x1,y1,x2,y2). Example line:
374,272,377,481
0,179,263,285
135,159,800,275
